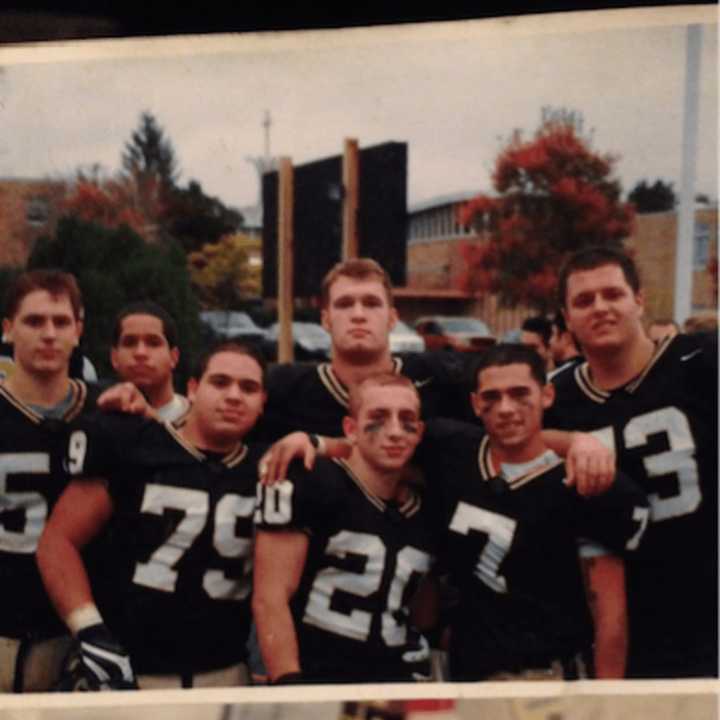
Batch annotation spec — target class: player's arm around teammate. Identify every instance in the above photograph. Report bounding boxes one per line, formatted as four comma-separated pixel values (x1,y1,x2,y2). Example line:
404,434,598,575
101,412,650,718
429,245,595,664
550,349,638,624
258,425,615,497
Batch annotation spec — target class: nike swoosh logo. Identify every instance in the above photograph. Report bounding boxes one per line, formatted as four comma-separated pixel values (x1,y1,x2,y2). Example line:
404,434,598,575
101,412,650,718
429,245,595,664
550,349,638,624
681,349,702,362
414,377,433,388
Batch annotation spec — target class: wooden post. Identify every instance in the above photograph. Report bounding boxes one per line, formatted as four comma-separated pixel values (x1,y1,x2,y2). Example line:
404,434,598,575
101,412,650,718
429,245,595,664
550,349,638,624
342,138,359,260
277,157,294,363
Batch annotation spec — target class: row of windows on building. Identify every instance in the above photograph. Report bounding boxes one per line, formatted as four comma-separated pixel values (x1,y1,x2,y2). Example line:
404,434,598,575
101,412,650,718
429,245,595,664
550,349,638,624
407,205,474,244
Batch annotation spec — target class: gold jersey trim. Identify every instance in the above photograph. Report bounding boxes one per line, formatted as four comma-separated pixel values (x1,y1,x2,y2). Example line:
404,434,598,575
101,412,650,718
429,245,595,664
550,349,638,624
574,334,674,404
164,421,248,467
0,378,88,424
334,458,421,518
476,434,563,490
317,358,404,409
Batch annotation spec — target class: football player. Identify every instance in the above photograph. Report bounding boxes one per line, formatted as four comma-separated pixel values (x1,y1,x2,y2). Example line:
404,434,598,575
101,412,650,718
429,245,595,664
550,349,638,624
547,246,718,678
420,345,649,680
256,257,474,441
0,269,100,692
110,301,189,423
37,342,267,689
253,374,437,683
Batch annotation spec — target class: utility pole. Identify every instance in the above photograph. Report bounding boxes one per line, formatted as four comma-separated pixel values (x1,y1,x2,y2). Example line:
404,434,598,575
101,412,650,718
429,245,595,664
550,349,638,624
674,25,702,325
245,110,276,208
262,109,271,159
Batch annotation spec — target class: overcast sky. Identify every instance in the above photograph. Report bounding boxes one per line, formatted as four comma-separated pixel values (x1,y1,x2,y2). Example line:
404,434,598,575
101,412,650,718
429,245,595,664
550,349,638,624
0,6,716,212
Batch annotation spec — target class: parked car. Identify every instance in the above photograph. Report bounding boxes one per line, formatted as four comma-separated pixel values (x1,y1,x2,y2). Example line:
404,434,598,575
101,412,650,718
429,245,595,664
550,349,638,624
389,320,426,355
500,327,523,344
262,321,332,362
198,311,267,345
414,315,495,352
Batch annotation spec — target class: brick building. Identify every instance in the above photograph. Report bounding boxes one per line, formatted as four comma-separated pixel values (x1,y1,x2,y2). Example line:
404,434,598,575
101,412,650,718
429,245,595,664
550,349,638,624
407,191,477,290
406,191,533,335
406,192,718,332
625,205,718,322
0,178,66,267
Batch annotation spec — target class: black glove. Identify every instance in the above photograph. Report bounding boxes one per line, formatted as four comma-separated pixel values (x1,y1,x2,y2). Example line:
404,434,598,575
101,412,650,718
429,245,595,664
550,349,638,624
55,623,138,691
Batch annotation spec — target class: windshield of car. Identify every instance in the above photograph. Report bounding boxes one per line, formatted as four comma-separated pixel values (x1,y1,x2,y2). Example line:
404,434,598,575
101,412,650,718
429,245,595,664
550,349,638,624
294,323,330,340
267,322,329,340
391,321,416,335
227,314,257,329
200,311,260,330
439,317,491,334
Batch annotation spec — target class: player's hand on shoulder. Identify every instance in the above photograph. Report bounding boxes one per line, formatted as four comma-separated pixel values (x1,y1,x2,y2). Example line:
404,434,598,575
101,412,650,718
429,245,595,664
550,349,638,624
56,623,138,691
258,432,351,485
98,382,157,420
564,431,616,497
259,432,319,486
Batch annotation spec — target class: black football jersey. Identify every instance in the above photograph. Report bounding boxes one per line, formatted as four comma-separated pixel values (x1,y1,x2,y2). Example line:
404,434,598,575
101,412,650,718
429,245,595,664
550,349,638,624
72,413,261,675
547,333,718,678
255,458,438,682
254,352,473,442
421,419,650,681
0,380,98,639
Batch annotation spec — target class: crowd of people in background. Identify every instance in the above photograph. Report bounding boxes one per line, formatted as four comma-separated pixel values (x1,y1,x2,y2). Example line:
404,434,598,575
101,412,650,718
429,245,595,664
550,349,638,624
0,246,716,693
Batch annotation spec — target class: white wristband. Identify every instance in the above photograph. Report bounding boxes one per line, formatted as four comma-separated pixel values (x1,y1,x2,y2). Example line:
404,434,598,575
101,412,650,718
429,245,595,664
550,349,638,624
65,603,103,635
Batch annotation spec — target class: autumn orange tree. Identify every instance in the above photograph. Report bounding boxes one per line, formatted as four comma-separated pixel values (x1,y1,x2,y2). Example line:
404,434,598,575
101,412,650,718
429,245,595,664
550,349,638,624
60,166,161,240
459,114,635,311
61,113,241,248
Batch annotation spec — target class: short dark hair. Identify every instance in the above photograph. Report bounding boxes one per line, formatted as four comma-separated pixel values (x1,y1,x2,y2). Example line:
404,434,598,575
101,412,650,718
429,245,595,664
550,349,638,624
557,246,640,308
521,316,552,347
192,341,267,387
472,343,547,389
113,301,178,348
4,269,83,321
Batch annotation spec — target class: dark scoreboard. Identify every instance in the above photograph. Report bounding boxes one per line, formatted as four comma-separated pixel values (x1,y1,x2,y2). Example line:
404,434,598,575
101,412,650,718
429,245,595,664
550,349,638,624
262,142,407,299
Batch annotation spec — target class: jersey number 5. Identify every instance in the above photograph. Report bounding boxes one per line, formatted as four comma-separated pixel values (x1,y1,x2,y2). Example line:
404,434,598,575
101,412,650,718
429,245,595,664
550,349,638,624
0,453,50,553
